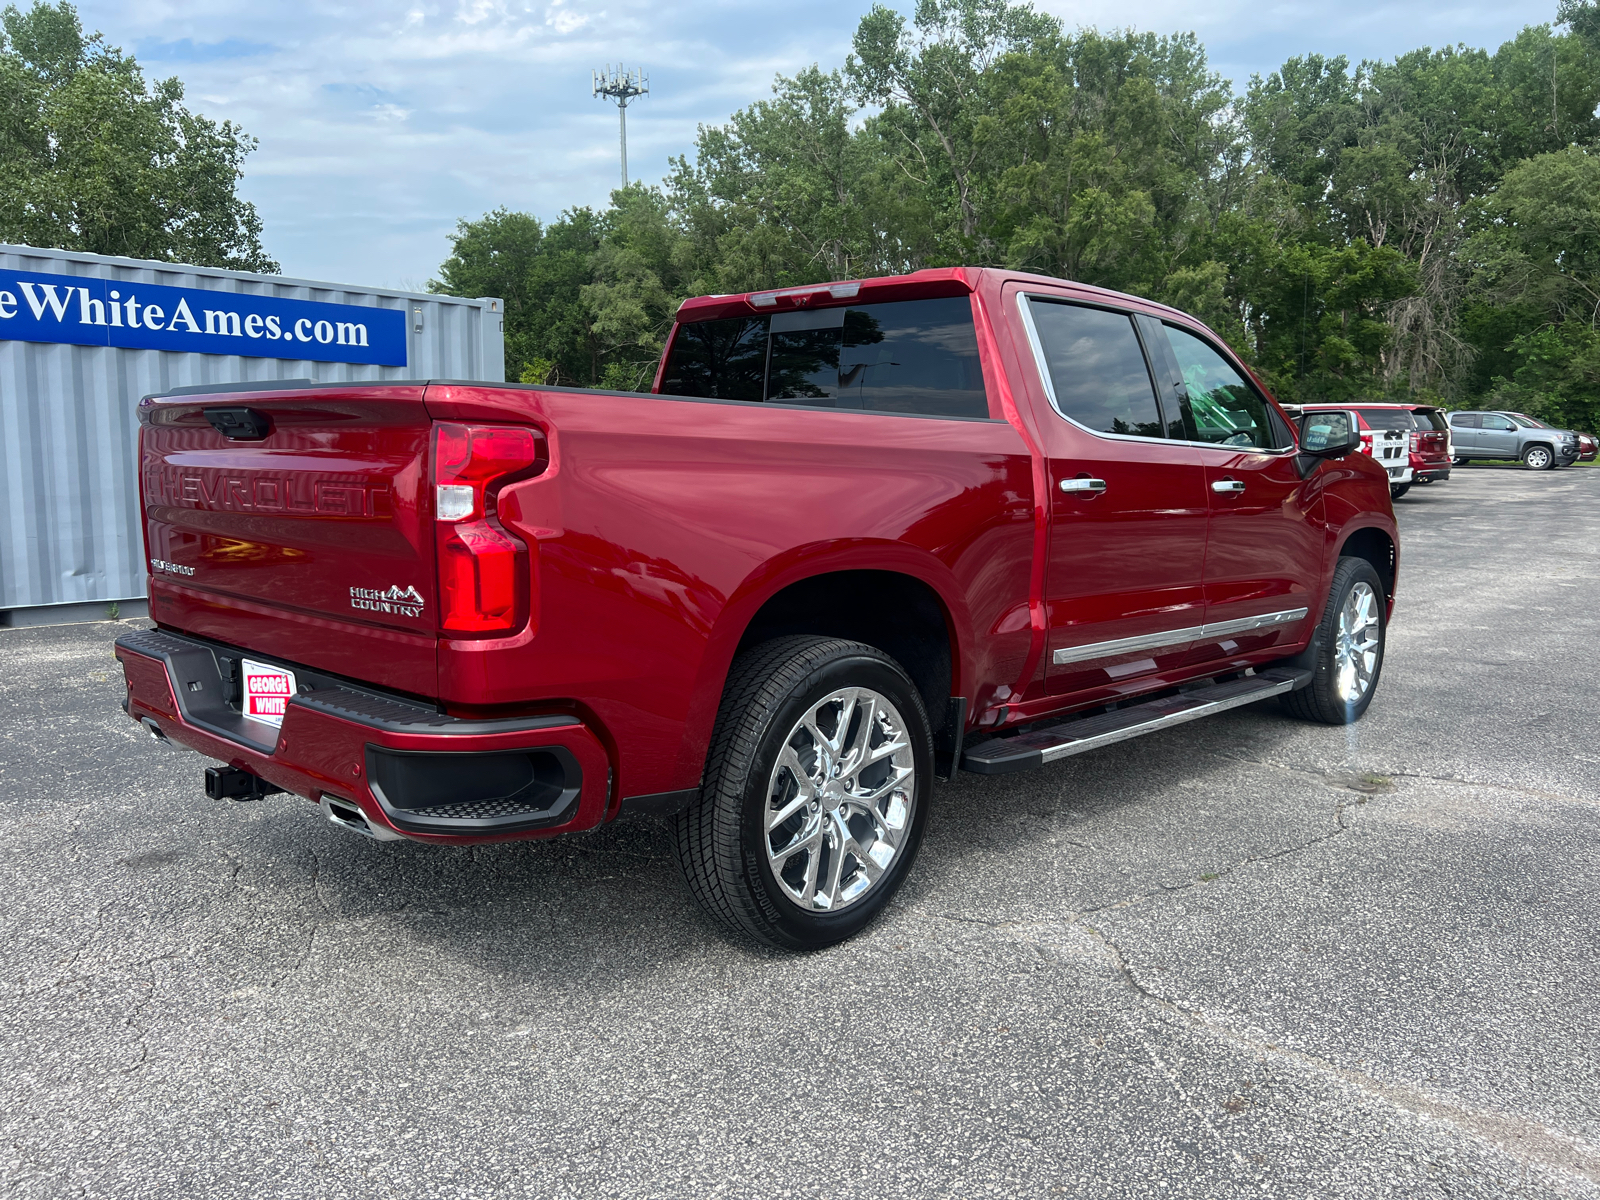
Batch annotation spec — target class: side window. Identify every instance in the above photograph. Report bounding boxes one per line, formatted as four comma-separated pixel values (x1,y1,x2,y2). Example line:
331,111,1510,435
1026,300,1164,438
1163,324,1290,450
1482,414,1516,431
659,316,768,402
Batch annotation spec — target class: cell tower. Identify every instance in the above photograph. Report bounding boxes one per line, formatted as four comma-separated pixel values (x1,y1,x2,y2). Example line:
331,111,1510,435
592,65,648,188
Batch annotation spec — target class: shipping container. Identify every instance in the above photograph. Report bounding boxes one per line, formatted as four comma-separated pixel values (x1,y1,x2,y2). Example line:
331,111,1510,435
0,243,504,623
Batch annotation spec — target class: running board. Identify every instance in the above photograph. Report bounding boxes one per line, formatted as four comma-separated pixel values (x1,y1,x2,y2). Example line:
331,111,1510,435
960,668,1312,775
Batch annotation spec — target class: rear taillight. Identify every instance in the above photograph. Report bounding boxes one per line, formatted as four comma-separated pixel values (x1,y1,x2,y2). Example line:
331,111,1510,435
1360,431,1374,455
1409,432,1420,451
432,423,539,636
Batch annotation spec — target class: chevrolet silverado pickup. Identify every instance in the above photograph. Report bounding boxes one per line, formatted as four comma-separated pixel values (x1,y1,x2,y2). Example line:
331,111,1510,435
116,268,1398,949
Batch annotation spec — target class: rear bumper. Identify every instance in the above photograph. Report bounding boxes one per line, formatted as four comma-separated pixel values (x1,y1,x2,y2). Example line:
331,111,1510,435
115,628,613,843
1412,461,1451,483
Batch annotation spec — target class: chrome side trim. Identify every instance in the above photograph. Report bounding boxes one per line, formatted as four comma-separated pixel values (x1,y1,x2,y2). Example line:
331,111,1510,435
1051,607,1310,666
1053,625,1204,666
1201,607,1309,640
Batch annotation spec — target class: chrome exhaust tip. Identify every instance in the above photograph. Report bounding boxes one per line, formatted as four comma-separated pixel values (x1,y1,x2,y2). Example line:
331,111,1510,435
321,795,404,842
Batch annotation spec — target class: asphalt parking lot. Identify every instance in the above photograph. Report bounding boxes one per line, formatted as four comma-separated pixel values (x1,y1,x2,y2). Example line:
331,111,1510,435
2,466,1597,1200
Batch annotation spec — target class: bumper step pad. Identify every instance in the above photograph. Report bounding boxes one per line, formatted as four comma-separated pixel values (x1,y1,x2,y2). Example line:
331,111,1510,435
961,668,1311,775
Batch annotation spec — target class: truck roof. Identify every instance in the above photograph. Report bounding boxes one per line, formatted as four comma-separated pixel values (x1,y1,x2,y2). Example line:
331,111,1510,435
673,266,1194,325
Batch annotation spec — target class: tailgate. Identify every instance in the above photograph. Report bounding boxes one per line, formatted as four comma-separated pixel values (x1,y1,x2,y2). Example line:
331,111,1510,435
139,385,437,697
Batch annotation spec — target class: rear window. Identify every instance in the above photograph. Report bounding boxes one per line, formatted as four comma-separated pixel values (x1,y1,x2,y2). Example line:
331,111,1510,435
658,316,768,402
659,296,989,419
1355,408,1416,430
1413,410,1448,432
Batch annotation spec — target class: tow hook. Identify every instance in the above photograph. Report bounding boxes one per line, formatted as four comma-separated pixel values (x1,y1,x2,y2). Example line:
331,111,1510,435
204,765,284,802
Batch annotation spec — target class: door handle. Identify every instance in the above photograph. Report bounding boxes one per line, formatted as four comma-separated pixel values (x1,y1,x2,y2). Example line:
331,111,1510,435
1060,478,1107,494
1212,479,1246,494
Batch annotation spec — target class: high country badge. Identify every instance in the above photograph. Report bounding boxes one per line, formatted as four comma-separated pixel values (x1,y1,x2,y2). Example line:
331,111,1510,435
350,584,425,617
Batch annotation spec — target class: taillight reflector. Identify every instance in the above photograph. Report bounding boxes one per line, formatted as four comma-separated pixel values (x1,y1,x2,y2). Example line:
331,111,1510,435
432,423,540,636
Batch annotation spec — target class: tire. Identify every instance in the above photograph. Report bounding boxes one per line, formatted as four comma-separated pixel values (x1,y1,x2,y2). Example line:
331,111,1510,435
1281,557,1386,726
1452,456,1469,465
1390,483,1410,499
1523,444,1555,470
672,636,933,951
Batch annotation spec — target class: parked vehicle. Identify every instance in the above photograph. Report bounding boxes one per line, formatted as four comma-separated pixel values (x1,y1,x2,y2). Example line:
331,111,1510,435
1578,433,1596,462
1405,406,1454,486
116,268,1398,949
1293,403,1428,498
1446,410,1580,469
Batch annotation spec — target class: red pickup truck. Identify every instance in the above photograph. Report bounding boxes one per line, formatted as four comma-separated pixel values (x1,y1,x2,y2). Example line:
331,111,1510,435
116,268,1397,949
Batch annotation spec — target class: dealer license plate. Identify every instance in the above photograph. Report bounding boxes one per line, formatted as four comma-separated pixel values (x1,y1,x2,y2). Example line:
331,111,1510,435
241,659,297,726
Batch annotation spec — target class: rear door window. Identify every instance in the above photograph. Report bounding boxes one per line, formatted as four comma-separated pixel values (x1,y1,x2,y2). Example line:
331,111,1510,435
1450,412,1481,428
660,296,989,419
1026,300,1165,438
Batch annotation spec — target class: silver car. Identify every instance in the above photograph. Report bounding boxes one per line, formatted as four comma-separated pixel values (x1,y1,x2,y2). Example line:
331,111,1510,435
1446,411,1580,470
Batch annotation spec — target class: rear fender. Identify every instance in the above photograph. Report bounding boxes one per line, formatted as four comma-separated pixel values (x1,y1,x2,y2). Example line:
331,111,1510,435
671,541,973,789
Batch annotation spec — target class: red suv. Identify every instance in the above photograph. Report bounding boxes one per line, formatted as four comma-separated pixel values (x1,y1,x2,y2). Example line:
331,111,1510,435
1299,404,1451,498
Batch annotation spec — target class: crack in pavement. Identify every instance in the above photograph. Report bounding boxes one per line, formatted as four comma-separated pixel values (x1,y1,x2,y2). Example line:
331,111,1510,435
919,775,1600,1189
1219,753,1597,808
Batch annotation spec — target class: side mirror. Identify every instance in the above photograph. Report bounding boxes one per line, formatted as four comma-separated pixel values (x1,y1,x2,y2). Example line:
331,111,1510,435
1297,410,1361,460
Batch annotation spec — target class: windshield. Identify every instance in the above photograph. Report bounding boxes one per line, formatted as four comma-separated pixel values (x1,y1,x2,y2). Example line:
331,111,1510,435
1508,413,1549,429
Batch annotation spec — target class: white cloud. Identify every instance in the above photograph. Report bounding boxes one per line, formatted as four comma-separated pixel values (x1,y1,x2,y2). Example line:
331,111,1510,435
88,0,1560,289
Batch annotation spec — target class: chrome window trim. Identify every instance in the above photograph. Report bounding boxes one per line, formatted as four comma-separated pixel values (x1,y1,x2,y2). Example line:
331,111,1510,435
1016,292,1297,456
1052,606,1309,666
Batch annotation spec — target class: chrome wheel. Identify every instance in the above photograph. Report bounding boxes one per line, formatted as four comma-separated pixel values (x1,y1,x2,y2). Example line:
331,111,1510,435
1525,446,1553,470
764,687,916,913
1334,581,1381,704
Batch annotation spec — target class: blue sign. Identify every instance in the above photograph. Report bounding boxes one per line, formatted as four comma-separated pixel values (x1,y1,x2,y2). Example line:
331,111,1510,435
0,267,407,366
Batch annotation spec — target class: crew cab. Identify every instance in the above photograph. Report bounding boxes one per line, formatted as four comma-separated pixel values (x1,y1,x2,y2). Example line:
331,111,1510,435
116,268,1398,949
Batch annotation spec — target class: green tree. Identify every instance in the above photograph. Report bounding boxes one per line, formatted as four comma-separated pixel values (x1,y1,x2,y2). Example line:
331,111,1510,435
1245,240,1416,403
0,1,275,271
1463,146,1600,429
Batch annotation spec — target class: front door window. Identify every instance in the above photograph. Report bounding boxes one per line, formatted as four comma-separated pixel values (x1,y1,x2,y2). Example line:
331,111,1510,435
1161,325,1290,450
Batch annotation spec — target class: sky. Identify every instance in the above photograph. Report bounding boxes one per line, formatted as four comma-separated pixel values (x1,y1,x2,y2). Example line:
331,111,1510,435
74,0,1565,291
